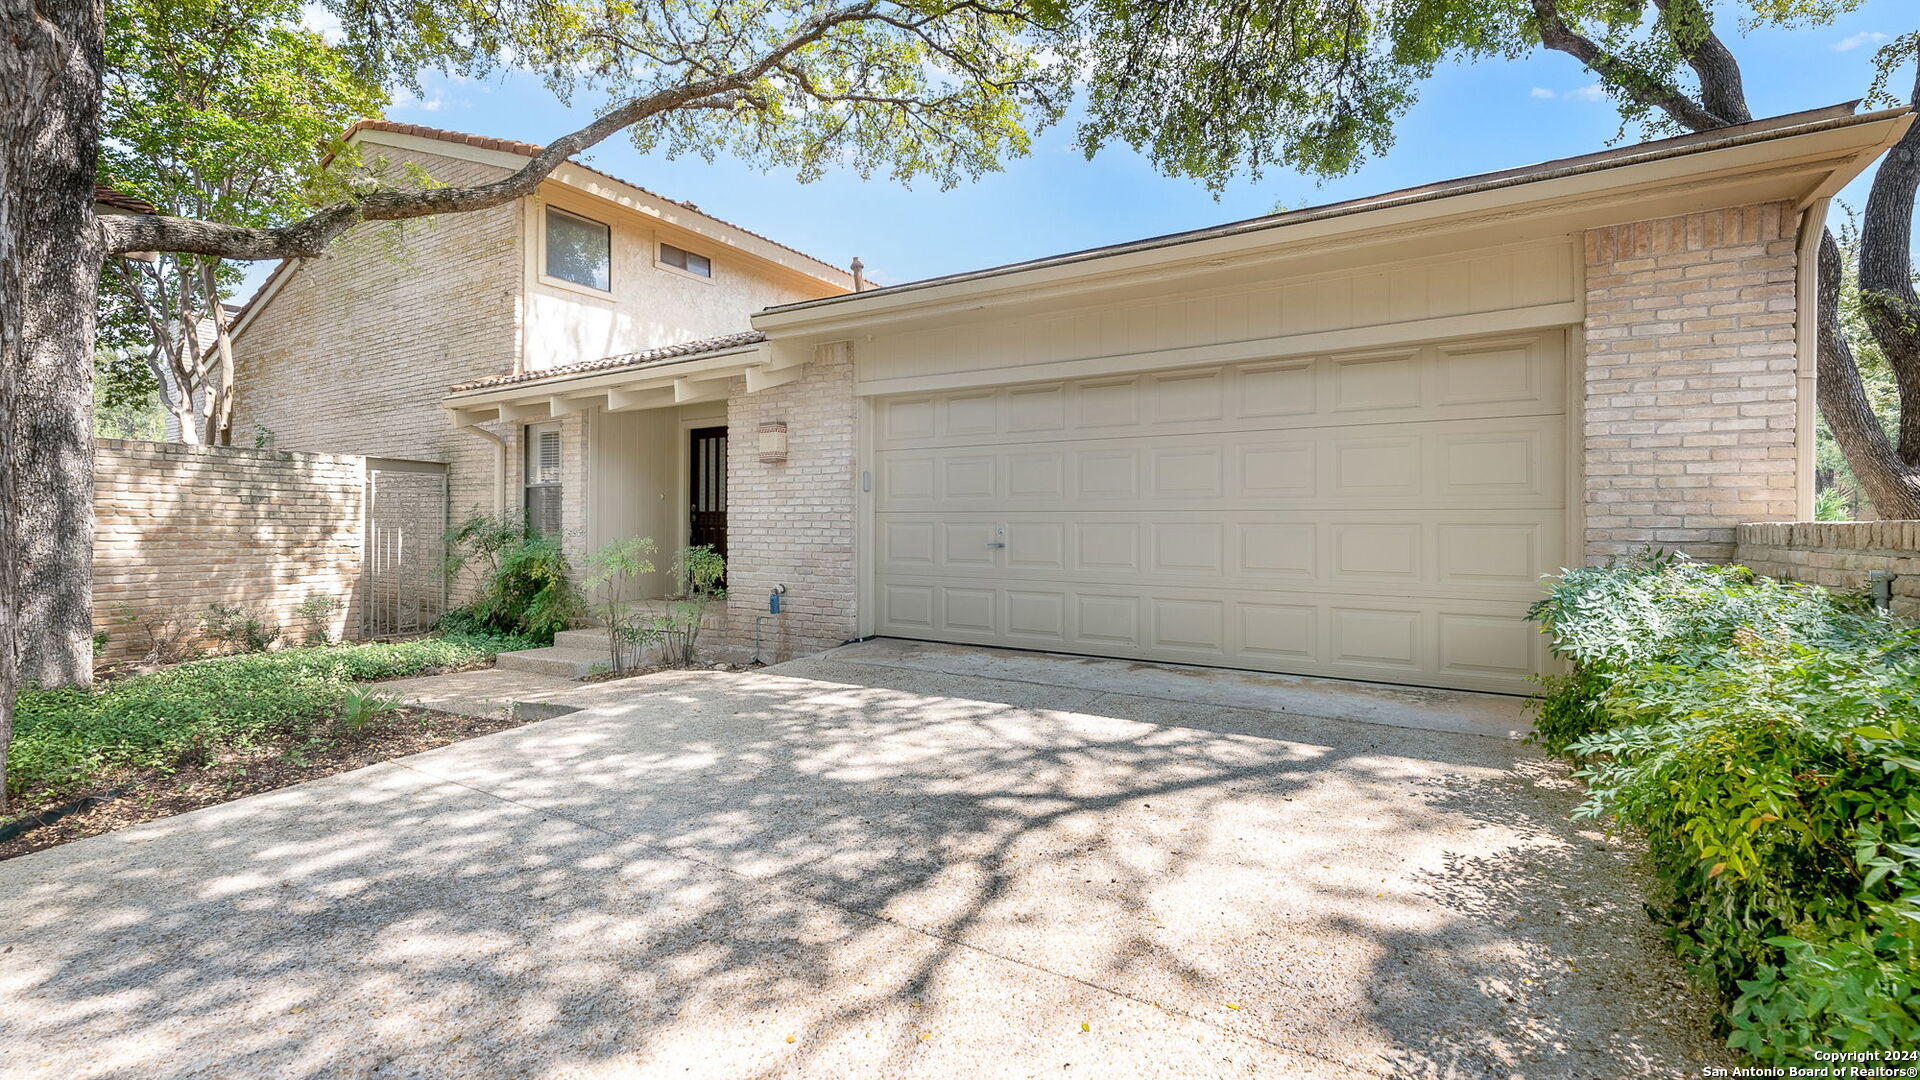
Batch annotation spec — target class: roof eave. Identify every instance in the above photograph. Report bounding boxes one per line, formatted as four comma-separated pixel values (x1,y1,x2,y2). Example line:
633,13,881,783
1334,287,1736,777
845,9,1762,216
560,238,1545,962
442,340,800,419
754,104,1912,337
350,125,854,291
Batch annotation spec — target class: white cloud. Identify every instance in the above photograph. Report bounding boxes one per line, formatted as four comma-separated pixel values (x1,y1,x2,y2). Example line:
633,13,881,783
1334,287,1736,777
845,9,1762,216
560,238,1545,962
389,89,446,113
1565,84,1608,102
299,2,344,44
1529,87,1556,100
1835,31,1889,52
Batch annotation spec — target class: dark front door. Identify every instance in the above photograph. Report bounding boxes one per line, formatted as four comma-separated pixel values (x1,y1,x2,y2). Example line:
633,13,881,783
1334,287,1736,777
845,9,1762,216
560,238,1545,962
689,426,727,561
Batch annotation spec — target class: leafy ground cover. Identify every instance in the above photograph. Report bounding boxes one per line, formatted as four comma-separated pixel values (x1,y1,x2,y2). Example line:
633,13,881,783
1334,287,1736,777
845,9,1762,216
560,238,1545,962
5,633,532,836
1529,552,1920,1064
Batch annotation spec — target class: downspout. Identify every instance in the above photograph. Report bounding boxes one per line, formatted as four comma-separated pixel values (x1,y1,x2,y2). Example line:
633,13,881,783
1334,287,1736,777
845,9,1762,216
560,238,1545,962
1794,199,1830,522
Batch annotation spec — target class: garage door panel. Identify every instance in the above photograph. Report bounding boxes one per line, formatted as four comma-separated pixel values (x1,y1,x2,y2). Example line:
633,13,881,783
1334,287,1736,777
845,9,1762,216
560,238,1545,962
1074,377,1142,428
1239,603,1318,662
1239,360,1317,417
1075,594,1142,647
1330,350,1423,413
871,329,1568,694
878,415,1563,511
1006,384,1066,432
873,575,1552,694
1151,598,1229,655
1435,522,1556,587
1074,522,1143,573
1328,523,1422,582
942,587,997,633
1007,590,1067,640
877,511,1564,605
1006,522,1066,570
1437,339,1543,405
1150,369,1228,423
873,337,1564,451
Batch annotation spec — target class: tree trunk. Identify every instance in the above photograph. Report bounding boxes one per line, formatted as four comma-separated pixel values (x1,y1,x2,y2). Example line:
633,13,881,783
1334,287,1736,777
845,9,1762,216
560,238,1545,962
2,0,106,807
1819,230,1920,518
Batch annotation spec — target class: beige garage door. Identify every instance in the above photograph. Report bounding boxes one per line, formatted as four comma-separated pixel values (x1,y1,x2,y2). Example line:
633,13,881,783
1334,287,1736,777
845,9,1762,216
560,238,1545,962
870,331,1569,694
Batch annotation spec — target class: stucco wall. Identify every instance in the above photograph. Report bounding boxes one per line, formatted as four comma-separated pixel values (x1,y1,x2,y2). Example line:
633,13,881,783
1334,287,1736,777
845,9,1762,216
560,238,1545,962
720,349,858,661
1735,520,1920,619
852,238,1579,390
521,190,840,370
232,147,527,586
1580,202,1802,562
92,439,365,666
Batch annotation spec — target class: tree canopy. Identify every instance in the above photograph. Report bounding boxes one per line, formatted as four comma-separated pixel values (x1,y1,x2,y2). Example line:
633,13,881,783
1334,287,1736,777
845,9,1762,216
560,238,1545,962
96,0,389,442
1070,0,1907,190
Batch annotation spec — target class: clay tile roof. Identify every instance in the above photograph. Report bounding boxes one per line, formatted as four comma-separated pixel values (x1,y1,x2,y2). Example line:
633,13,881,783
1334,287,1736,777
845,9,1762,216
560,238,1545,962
341,120,847,276
448,330,767,393
93,184,156,214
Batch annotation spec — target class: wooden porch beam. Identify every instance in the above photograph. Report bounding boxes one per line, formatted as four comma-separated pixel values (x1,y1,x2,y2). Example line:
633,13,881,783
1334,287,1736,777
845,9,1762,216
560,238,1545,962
744,365,802,394
497,400,553,421
606,386,678,412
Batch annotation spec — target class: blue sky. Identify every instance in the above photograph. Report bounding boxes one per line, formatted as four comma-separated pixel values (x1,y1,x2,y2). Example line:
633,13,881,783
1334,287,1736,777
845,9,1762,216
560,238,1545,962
261,3,1914,295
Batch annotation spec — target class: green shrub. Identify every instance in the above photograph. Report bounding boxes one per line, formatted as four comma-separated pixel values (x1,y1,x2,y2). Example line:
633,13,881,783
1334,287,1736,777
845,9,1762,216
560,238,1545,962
1528,551,1920,1064
202,602,281,654
294,594,346,646
333,686,401,740
6,632,528,809
443,512,583,643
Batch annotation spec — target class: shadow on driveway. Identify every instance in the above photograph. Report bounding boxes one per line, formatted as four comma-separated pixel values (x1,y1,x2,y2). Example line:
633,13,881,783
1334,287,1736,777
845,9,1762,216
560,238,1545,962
0,653,1729,1078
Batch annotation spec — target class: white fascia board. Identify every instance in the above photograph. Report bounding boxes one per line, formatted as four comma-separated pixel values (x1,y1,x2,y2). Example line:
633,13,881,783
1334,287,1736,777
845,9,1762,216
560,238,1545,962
754,110,1911,338
350,128,852,291
443,342,767,408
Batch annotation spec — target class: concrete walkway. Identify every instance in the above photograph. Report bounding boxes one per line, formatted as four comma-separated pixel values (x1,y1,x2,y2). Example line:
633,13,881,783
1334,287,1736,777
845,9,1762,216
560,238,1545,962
0,642,1729,1078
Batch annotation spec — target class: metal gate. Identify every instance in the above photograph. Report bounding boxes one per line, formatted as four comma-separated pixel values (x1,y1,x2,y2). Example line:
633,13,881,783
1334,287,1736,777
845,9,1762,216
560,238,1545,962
361,458,449,639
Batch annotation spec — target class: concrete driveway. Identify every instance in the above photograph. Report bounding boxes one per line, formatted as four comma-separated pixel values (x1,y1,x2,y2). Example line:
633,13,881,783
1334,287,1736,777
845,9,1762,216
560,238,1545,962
0,640,1728,1078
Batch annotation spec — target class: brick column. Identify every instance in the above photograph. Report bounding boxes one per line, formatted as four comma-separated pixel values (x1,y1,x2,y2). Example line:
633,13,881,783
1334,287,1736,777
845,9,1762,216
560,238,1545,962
724,347,859,661
1581,202,1802,562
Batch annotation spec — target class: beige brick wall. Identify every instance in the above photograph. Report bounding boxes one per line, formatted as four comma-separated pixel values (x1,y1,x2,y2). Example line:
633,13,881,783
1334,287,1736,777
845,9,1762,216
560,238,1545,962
1582,202,1802,562
721,349,858,661
92,439,365,665
1735,521,1920,619
231,147,521,573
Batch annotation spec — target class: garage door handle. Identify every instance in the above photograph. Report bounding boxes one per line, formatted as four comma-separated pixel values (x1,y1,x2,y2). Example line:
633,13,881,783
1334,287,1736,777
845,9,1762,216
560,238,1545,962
986,542,1006,548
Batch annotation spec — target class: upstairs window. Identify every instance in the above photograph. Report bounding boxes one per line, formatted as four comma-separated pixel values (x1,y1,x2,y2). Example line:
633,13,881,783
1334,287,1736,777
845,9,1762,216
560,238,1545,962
545,207,610,291
659,242,711,278
524,423,563,538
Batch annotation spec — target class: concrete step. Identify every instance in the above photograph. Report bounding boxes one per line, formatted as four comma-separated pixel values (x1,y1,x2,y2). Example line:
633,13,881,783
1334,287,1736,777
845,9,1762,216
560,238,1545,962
495,644,610,679
552,628,614,651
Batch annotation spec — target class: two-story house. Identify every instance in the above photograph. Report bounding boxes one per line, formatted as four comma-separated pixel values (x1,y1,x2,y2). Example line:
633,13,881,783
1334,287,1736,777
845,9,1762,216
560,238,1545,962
233,121,854,608
241,107,1908,689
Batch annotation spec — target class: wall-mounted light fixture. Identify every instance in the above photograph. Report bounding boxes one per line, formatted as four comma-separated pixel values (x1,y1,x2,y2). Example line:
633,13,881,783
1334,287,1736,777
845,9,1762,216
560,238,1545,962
758,420,789,463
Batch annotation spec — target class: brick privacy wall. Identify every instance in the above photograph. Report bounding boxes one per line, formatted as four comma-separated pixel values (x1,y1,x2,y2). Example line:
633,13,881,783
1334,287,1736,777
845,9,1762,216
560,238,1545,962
92,439,365,665
721,350,858,661
1736,521,1920,619
1582,202,1802,562
231,146,521,600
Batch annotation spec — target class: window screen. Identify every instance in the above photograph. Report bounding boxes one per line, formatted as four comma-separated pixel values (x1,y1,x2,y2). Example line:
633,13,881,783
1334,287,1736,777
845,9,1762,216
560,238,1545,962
524,424,563,537
659,242,712,278
545,208,611,291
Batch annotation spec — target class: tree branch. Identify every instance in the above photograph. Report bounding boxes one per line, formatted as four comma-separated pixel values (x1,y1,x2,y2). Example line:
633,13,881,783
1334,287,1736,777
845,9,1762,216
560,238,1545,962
99,0,889,260
1651,0,1750,125
1856,41,1920,464
1819,229,1920,517
1527,0,1726,133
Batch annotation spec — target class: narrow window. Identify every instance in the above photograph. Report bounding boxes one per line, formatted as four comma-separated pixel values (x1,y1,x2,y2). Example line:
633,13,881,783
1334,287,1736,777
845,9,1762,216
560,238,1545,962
545,207,611,291
524,423,563,537
659,242,712,278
